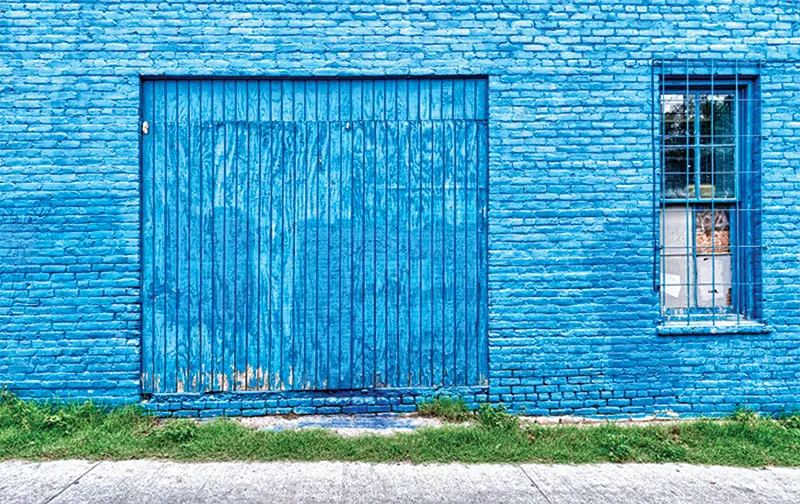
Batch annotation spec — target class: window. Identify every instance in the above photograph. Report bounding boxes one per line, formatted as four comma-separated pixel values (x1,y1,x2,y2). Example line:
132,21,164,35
656,69,761,328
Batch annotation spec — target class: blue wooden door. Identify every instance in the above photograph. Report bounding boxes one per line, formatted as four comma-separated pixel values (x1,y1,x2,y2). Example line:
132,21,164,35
141,78,488,393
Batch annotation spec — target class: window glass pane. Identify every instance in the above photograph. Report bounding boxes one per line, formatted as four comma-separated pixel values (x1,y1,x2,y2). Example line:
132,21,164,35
662,207,734,313
694,209,732,310
662,94,695,146
699,146,735,199
695,209,730,255
695,255,732,309
700,94,735,145
664,147,694,199
662,206,691,253
663,254,692,310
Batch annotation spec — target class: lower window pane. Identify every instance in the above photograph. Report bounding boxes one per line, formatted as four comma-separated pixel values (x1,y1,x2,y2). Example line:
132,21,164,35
695,209,730,254
695,254,732,309
661,207,734,314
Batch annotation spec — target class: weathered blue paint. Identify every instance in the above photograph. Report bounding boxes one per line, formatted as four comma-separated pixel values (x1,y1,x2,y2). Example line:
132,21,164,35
141,78,490,394
1,1,800,418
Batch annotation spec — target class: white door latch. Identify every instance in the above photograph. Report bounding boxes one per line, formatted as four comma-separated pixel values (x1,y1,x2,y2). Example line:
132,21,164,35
142,121,150,135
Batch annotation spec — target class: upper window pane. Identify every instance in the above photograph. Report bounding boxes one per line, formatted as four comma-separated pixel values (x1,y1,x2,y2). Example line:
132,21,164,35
661,91,737,201
662,94,695,146
699,94,735,145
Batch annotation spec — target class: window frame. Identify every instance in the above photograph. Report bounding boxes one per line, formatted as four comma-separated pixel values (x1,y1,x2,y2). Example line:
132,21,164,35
656,73,762,329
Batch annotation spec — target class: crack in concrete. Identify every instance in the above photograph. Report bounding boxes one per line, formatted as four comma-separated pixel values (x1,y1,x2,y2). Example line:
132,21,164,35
43,462,101,504
518,465,552,504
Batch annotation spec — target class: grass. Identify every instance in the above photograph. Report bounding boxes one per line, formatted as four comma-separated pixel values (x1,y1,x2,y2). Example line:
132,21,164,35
416,397,472,422
2,391,800,466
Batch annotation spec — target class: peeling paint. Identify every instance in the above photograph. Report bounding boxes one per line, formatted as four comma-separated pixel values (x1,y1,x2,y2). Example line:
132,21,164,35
234,368,248,390
216,374,230,391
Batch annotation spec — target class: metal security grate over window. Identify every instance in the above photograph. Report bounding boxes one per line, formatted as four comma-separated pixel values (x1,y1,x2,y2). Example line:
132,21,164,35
653,61,762,328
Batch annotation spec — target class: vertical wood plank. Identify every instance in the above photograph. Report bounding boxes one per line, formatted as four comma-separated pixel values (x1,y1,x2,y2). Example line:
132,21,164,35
175,80,190,393
199,80,214,392
235,81,248,390
397,117,411,386
431,119,444,386
386,118,400,386
340,101,353,389
268,112,283,389
211,79,227,391
419,111,433,386
327,99,343,389
281,82,296,389
364,82,378,387
476,120,490,383
246,80,260,390
187,80,202,392
152,80,167,394
374,119,387,387
384,81,399,385
221,79,238,392
163,79,178,394
351,118,365,389
140,80,154,393
408,116,421,386
464,120,478,386
316,108,331,389
294,107,308,390
453,119,467,386
442,119,456,387
257,83,272,389
306,118,320,389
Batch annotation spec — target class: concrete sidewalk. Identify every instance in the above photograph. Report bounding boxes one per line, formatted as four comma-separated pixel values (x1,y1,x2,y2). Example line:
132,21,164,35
1,460,799,504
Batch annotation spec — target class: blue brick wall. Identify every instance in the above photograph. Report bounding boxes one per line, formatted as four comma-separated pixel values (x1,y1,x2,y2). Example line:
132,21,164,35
1,1,799,417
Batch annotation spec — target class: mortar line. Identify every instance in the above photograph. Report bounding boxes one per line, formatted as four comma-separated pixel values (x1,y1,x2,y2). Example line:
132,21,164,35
44,461,101,504
518,464,552,504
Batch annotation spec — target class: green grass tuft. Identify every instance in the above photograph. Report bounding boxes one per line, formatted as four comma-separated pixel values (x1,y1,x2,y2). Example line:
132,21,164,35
476,403,519,431
2,392,800,466
416,397,472,423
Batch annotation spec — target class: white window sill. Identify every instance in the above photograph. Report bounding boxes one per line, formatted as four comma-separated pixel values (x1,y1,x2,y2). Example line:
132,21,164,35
656,321,772,336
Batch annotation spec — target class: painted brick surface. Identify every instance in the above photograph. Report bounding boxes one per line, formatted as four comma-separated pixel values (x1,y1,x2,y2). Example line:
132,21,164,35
1,1,799,416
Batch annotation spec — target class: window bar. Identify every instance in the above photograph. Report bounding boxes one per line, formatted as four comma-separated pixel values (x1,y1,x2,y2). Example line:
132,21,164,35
734,62,741,324
710,61,716,326
659,59,667,314
684,62,692,324
757,62,763,320
693,91,701,314
652,60,658,293
753,61,762,320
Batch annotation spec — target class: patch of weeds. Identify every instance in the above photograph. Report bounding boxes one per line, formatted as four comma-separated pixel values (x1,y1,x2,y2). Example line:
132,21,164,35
600,430,635,463
651,431,689,462
730,407,760,425
153,419,199,444
477,403,519,431
416,397,472,423
0,390,106,435
778,413,800,430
